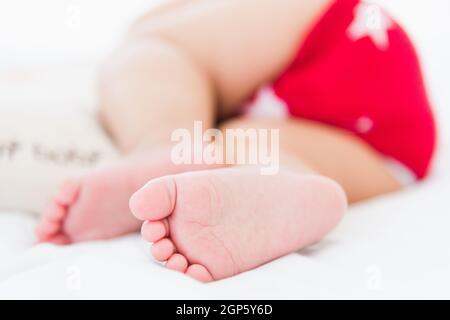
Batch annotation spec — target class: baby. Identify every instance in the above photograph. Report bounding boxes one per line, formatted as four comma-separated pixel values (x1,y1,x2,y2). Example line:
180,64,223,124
35,0,435,282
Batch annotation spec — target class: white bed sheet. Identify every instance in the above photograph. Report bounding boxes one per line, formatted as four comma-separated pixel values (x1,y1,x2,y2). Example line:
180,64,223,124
1,0,449,299
1,175,450,300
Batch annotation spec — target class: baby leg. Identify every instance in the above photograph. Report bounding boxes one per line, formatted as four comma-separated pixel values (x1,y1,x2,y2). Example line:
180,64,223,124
100,0,333,152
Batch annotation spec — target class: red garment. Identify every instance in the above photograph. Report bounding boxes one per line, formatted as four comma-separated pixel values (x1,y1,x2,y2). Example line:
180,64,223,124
271,0,436,180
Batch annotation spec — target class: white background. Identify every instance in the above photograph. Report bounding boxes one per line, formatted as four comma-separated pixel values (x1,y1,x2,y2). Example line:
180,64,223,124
1,0,450,299
0,0,449,133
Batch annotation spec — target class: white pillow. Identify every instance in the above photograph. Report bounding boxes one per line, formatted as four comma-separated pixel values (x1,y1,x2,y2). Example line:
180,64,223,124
0,109,119,215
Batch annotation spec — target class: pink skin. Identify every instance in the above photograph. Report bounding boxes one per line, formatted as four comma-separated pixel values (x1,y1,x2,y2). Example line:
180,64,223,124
35,150,221,244
129,167,347,282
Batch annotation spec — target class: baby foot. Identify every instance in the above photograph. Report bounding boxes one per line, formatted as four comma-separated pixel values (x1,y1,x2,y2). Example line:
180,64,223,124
35,173,142,244
35,150,220,244
35,180,80,244
129,167,347,282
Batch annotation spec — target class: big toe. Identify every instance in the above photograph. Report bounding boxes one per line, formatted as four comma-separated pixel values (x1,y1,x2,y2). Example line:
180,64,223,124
55,179,81,206
130,177,177,221
35,219,60,240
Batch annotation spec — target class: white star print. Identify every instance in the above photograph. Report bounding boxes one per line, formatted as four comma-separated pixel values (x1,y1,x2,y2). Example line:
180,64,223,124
347,2,393,50
245,87,289,119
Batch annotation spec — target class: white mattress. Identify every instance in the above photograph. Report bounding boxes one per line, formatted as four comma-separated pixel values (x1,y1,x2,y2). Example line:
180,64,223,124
1,0,450,299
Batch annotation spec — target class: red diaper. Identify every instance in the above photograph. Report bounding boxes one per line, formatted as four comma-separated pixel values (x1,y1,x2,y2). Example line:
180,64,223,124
271,0,436,180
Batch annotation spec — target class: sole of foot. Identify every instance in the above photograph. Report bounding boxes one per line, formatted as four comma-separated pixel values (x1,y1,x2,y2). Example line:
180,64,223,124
130,167,347,282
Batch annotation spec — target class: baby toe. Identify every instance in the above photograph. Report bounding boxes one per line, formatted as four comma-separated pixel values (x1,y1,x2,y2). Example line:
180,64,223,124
141,220,169,243
151,238,176,262
166,253,188,273
186,264,214,283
